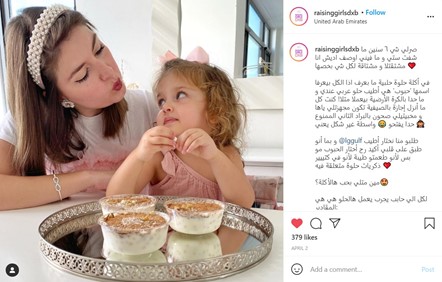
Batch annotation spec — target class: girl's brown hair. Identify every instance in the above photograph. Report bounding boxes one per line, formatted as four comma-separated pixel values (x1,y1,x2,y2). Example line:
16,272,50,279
5,7,128,176
153,59,246,151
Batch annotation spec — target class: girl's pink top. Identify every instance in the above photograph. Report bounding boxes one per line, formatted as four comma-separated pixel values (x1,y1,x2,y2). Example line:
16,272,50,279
147,151,224,201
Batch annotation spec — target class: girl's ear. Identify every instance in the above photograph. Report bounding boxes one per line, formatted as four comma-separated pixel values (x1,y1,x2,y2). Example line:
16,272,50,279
206,112,217,127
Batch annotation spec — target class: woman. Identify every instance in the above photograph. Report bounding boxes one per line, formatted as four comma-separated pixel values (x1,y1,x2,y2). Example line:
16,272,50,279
0,5,158,210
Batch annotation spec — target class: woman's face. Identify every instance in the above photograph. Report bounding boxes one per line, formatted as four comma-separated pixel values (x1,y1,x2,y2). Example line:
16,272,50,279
54,25,125,116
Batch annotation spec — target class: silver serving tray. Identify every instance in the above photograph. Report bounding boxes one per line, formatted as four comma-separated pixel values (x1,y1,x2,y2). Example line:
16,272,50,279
39,196,273,281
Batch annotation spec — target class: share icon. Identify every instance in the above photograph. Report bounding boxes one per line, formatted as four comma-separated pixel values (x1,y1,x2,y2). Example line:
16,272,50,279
329,218,341,228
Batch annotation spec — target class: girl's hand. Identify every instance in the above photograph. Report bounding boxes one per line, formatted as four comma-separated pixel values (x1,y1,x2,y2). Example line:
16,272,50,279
135,126,176,161
176,128,218,160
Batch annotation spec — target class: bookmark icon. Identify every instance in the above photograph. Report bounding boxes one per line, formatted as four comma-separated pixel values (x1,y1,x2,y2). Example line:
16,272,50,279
424,217,435,229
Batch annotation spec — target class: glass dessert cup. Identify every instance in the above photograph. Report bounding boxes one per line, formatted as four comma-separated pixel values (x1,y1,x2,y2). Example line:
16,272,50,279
98,211,169,255
164,197,225,235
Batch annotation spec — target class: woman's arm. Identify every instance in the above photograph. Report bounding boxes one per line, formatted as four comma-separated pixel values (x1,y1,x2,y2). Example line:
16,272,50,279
0,140,113,211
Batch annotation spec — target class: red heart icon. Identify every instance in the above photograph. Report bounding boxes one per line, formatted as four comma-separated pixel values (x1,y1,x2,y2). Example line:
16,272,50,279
291,218,303,228
408,62,416,69
383,162,391,169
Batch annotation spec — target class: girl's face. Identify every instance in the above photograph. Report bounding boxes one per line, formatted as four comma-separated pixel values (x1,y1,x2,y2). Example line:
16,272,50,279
54,25,125,117
155,72,210,136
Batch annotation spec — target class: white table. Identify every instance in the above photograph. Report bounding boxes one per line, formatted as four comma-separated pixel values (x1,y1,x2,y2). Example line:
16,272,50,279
0,192,282,282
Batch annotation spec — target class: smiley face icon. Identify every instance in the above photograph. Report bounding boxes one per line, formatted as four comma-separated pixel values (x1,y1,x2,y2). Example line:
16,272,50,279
378,120,386,128
380,178,388,186
291,263,303,275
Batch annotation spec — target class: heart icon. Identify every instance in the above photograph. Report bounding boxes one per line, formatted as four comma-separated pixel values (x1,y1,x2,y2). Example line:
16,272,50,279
408,62,416,69
291,218,303,228
383,162,391,169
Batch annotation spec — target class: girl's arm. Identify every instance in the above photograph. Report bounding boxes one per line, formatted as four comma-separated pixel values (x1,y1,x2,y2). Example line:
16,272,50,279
0,140,113,211
106,126,175,196
177,129,255,207
105,150,159,195
208,146,255,207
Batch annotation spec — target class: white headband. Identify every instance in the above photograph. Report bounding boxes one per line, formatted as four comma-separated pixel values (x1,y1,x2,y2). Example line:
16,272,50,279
27,5,69,89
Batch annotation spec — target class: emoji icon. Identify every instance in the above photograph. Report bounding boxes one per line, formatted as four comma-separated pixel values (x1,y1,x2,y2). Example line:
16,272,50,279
408,62,416,69
291,218,303,228
291,263,304,275
383,162,391,169
417,120,424,128
380,178,388,186
378,120,386,128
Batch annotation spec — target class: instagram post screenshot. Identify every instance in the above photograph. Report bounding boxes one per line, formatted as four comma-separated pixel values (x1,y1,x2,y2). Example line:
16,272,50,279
0,0,284,281
285,1,441,281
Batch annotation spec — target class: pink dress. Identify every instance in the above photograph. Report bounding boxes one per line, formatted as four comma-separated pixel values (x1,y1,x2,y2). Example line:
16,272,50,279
147,151,224,201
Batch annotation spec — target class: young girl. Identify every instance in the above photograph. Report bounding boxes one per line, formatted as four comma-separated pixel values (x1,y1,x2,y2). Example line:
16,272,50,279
107,54,255,208
0,5,158,210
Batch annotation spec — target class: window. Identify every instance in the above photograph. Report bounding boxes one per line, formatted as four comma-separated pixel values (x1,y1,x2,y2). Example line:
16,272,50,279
243,0,272,78
0,0,75,117
248,5,262,38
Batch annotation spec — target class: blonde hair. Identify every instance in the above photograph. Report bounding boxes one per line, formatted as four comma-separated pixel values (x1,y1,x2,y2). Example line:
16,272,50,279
153,59,246,151
5,7,128,175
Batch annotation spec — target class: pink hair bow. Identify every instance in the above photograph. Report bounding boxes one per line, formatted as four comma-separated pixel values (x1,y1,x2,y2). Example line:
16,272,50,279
159,46,210,64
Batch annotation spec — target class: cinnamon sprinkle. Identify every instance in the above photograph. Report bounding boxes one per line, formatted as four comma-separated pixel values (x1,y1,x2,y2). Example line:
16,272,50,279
166,201,222,212
103,212,166,230
105,196,153,207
